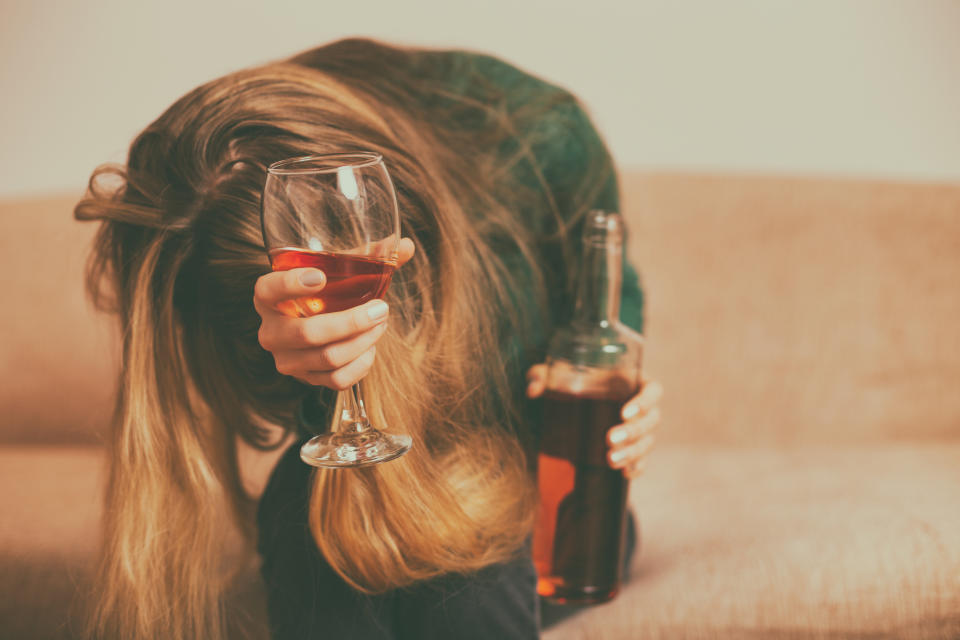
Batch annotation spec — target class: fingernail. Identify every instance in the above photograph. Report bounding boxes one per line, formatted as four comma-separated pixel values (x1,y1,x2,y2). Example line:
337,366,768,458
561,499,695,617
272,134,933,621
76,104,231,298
367,301,388,320
609,428,627,444
300,270,325,287
609,449,625,464
622,404,640,420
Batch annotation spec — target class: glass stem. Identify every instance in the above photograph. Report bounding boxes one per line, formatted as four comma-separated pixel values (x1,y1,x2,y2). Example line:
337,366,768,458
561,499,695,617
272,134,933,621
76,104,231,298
342,382,372,433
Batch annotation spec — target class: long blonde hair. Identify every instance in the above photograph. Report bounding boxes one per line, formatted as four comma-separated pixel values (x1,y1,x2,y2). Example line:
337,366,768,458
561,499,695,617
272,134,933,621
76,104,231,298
76,38,614,639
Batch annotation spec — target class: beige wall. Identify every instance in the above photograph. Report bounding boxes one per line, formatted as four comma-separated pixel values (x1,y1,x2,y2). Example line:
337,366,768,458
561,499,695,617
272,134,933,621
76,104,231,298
1,0,958,198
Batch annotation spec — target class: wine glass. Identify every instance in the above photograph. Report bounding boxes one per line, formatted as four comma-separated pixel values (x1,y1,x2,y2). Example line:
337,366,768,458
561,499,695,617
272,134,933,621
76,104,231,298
261,152,411,468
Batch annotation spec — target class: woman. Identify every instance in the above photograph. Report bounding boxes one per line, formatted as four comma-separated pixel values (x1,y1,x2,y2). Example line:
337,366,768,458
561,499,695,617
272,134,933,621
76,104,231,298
76,38,662,639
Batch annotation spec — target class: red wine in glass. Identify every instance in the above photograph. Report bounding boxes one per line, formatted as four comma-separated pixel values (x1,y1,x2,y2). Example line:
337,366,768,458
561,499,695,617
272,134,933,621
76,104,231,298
270,248,396,317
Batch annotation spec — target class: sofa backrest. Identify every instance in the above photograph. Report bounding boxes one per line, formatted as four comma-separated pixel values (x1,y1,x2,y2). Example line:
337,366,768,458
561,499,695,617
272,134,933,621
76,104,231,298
628,173,960,444
1,192,116,444
1,173,958,445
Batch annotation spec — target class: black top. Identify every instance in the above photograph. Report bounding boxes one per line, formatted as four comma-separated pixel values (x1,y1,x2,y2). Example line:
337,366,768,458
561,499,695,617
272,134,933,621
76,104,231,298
258,440,638,638
258,441,542,639
256,49,644,639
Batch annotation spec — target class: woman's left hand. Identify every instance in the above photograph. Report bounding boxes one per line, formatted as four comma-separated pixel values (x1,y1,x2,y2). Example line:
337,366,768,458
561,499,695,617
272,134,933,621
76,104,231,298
526,366,663,479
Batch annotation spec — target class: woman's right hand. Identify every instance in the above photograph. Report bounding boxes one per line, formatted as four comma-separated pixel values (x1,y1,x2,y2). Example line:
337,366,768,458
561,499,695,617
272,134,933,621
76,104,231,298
253,238,415,390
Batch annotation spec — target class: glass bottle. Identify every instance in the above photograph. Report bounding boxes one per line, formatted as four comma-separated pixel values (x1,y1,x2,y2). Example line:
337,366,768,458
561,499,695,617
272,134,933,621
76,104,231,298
533,210,643,604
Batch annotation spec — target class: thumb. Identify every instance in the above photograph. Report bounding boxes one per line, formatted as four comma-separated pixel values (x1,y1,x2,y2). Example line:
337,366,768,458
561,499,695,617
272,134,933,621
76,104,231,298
397,237,416,268
526,363,548,398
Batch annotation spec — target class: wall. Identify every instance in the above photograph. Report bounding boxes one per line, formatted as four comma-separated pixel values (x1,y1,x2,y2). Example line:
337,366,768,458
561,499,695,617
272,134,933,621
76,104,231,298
1,0,958,198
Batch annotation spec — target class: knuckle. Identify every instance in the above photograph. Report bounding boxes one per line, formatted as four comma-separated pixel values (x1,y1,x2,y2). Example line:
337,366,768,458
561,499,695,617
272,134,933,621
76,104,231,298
302,372,325,387
257,325,274,350
349,309,366,333
253,277,267,301
320,345,343,369
295,320,317,346
274,354,294,376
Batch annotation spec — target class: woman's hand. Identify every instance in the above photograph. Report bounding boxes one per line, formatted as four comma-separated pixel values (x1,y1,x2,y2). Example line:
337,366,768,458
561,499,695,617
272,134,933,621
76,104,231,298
526,366,663,479
254,238,415,390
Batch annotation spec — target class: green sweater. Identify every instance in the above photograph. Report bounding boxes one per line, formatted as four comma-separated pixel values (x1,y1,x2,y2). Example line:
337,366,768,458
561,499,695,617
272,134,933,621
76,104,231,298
433,51,645,333
297,48,645,439
424,52,646,419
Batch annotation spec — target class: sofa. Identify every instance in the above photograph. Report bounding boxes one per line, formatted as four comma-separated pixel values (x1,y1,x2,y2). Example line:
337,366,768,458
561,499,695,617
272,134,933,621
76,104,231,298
2,172,958,639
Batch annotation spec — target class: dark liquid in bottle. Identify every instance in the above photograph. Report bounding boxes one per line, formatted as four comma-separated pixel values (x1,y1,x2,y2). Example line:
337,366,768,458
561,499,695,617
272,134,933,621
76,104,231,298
534,389,632,604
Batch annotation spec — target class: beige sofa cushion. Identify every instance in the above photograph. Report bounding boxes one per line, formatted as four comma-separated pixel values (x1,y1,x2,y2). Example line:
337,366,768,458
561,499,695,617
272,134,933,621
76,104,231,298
547,443,960,639
627,174,960,445
0,446,102,639
0,193,115,444
4,444,958,639
0,446,269,640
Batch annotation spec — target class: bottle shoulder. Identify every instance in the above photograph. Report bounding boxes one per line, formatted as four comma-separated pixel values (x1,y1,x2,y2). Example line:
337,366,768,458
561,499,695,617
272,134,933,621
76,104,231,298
547,321,642,368
545,323,642,397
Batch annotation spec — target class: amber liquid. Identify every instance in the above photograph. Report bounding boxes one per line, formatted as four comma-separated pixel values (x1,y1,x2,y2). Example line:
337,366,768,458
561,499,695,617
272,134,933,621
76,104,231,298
270,248,396,316
534,389,632,604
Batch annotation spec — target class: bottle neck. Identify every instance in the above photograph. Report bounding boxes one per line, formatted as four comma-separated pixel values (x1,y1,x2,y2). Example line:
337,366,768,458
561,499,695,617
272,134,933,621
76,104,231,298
571,212,622,329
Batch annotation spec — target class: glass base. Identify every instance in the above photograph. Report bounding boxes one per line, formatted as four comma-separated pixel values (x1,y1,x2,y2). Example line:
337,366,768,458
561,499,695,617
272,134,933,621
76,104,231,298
300,428,411,468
